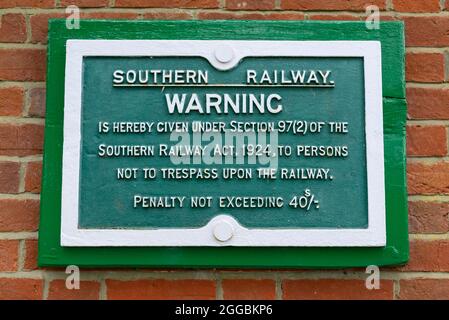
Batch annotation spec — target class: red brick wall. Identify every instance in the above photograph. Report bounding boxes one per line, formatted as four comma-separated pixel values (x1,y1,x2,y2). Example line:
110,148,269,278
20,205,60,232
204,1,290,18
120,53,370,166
0,0,448,300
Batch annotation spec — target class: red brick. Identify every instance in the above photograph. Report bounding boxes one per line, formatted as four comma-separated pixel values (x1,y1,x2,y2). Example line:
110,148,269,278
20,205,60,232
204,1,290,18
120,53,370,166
281,0,386,11
60,0,109,7
0,14,26,43
30,13,65,44
0,199,40,232
0,240,19,272
407,125,447,156
309,14,360,21
24,239,38,271
378,15,397,21
0,124,44,156
409,201,449,233
107,279,216,300
283,279,394,300
407,88,449,120
80,12,139,19
28,87,46,118
401,240,449,272
48,280,100,300
404,16,449,47
393,0,440,12
0,49,46,81
0,161,20,194
25,161,42,194
406,52,445,83
31,12,142,44
399,279,449,299
115,0,219,8
143,12,193,19
0,87,24,116
262,12,305,20
408,162,449,195
198,12,304,20
222,279,275,300
226,0,275,10
0,0,54,8
0,278,43,300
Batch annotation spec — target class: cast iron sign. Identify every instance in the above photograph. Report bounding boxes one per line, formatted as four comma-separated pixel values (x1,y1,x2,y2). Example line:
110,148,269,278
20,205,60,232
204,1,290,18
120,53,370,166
38,20,408,267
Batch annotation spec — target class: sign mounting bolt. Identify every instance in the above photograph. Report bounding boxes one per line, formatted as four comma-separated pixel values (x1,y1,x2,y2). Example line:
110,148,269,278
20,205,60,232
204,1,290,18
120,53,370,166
214,45,234,64
213,220,234,242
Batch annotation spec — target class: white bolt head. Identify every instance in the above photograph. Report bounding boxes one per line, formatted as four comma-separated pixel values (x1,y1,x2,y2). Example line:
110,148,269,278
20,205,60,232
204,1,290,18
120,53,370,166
214,46,234,63
213,220,234,242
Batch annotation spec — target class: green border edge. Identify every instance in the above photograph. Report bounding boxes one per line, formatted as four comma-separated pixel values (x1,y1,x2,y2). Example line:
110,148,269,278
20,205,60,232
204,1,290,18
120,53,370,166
38,20,409,268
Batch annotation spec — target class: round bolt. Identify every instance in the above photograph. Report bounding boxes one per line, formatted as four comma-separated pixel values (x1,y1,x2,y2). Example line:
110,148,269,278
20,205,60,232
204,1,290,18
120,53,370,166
214,46,234,63
213,220,234,242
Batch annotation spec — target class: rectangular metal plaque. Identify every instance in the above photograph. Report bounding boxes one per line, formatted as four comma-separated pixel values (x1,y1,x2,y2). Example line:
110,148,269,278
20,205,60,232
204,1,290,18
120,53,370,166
62,40,384,247
38,20,408,267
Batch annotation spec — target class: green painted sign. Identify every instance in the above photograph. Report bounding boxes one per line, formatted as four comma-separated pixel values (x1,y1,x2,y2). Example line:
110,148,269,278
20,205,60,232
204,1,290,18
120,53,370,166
80,56,367,230
38,20,408,267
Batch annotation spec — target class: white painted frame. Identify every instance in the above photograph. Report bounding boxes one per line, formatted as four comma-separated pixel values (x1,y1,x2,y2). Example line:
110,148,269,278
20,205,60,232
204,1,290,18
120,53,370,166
61,40,385,247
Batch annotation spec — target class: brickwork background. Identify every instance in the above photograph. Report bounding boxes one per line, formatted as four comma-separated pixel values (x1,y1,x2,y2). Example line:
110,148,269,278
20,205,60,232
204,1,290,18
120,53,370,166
0,0,448,300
